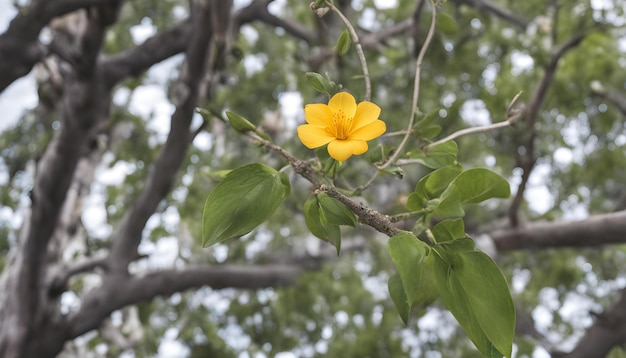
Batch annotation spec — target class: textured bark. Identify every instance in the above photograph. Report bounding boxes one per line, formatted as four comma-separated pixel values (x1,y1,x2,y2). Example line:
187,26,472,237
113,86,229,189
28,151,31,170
492,211,626,252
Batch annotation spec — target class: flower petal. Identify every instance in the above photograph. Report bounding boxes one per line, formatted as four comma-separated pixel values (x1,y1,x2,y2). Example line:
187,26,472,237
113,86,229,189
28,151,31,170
328,92,357,118
304,103,333,126
352,101,381,132
327,139,368,161
297,124,335,148
348,120,386,141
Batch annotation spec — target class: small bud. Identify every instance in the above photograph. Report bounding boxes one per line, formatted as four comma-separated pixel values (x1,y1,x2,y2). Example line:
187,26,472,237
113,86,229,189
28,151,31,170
310,2,330,17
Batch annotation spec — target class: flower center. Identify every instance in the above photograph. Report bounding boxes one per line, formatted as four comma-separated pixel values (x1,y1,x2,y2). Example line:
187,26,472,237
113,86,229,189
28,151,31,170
331,109,352,140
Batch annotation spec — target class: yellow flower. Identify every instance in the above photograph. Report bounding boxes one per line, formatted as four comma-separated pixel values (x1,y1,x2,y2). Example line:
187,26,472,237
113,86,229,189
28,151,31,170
297,92,386,161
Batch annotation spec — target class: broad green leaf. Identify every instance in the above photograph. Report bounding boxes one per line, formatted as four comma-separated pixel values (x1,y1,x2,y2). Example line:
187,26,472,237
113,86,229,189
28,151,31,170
433,243,515,357
225,111,256,133
387,232,430,311
317,192,357,227
431,218,465,242
304,196,341,253
433,185,465,218
407,164,462,211
202,163,290,247
408,141,458,169
388,274,410,324
415,124,442,139
336,29,351,56
448,168,511,204
436,12,459,35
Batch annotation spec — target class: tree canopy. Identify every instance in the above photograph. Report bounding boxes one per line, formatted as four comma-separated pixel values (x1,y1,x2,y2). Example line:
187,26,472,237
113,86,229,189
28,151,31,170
1,0,626,357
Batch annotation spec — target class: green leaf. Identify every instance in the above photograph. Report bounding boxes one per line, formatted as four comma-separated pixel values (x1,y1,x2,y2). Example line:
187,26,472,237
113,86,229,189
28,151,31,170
305,72,338,96
448,168,511,204
336,29,351,56
387,232,430,308
317,192,357,227
388,274,410,324
406,164,462,211
433,185,465,218
304,196,341,253
431,218,465,242
225,111,256,133
436,12,459,35
408,141,458,169
433,243,515,357
202,163,290,247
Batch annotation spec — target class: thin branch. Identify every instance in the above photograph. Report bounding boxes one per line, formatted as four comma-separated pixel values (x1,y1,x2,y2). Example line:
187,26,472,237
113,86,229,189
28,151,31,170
508,33,585,226
325,0,371,101
247,132,399,237
320,185,400,237
454,0,527,30
423,91,524,150
378,0,437,169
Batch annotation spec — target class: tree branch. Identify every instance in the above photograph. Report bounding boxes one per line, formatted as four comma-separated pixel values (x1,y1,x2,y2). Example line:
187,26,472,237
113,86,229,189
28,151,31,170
0,0,119,91
508,33,586,226
453,0,528,30
101,20,193,87
591,83,626,116
68,264,304,338
491,211,626,252
555,288,626,358
107,0,215,271
232,0,316,43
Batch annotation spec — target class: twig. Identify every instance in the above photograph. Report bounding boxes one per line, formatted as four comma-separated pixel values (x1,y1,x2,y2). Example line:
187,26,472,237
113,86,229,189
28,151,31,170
325,0,371,101
423,91,524,150
246,131,400,237
378,0,437,169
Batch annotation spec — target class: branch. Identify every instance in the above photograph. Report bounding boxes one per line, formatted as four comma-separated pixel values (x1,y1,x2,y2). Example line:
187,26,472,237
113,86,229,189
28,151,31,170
378,0,437,169
100,20,193,87
508,33,586,226
107,1,214,271
491,211,626,252
555,288,626,358
423,91,524,150
68,264,304,338
591,83,626,116
0,0,119,91
454,0,528,30
232,0,315,43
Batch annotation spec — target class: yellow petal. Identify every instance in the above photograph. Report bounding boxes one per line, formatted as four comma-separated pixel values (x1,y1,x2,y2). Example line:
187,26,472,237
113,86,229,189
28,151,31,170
352,101,381,132
348,120,386,141
297,124,335,148
327,139,368,161
328,92,357,118
304,103,333,126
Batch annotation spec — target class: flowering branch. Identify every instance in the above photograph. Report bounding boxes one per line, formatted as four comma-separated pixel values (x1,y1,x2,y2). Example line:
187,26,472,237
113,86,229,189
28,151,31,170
324,0,371,101
378,0,437,169
247,131,399,237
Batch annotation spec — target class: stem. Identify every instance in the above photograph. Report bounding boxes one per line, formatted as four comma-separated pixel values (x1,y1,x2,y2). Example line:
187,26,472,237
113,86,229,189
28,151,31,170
423,91,524,150
326,1,371,101
378,0,437,169
389,210,425,223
